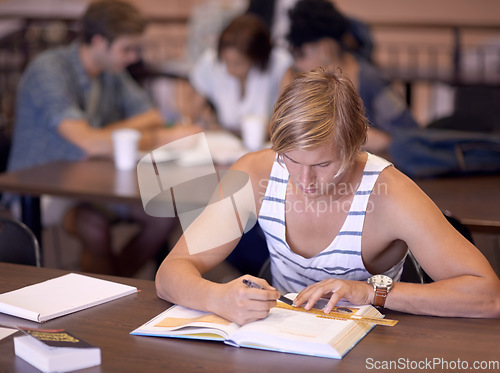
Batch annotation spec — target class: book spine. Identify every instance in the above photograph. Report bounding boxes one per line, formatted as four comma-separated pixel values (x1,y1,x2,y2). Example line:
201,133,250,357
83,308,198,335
0,302,40,322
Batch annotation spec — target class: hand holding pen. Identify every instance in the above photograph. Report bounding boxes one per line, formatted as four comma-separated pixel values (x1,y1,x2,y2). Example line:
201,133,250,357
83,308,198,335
211,277,280,326
243,279,295,306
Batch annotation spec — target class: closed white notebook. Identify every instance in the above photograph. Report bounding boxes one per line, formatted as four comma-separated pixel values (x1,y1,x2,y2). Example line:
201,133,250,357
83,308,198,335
0,273,137,322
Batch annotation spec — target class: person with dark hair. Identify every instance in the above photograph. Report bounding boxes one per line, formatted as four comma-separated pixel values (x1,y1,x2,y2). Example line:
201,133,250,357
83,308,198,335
7,0,199,276
155,66,500,325
246,0,373,59
282,0,418,154
186,13,293,135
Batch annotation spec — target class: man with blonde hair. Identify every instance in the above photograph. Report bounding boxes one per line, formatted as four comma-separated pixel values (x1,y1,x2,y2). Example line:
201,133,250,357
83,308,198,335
155,66,500,324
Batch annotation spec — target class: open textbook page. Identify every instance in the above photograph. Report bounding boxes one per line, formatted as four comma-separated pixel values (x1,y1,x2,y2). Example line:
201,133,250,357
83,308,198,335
131,299,383,359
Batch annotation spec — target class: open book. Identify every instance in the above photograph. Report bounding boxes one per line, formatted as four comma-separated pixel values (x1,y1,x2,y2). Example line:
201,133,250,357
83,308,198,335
0,273,137,323
131,299,384,359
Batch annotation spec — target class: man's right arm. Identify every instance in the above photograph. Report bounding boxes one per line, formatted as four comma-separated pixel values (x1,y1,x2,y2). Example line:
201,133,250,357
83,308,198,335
155,150,279,325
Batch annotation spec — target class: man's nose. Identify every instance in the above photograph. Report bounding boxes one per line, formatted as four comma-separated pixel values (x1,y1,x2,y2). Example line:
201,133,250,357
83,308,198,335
299,165,315,186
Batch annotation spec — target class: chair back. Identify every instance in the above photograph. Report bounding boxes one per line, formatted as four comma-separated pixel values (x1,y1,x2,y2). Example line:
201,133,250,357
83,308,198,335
400,251,428,284
0,216,41,267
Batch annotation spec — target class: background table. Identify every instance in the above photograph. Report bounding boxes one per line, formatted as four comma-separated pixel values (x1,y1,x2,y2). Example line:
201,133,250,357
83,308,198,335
0,159,141,245
0,159,139,204
0,263,499,373
416,174,500,234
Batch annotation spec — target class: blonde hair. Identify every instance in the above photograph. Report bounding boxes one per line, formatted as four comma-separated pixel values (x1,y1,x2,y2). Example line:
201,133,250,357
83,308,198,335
270,65,368,175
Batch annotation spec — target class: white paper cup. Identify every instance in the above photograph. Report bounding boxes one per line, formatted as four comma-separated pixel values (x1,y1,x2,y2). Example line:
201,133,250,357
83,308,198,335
112,129,141,170
241,115,267,152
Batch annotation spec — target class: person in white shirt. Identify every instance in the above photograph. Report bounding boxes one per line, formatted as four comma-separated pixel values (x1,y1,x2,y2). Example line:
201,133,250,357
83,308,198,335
187,13,293,136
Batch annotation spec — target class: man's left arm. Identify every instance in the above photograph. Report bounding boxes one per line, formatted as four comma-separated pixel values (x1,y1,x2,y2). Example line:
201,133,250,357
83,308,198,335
374,168,500,318
294,167,500,318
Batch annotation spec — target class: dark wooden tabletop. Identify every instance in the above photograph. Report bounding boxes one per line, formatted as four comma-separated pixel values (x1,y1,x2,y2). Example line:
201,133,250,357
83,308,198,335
416,174,500,233
0,263,498,373
0,159,140,205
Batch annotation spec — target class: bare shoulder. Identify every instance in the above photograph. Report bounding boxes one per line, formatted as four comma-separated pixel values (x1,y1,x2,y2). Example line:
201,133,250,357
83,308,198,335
371,165,432,208
231,148,274,174
368,164,445,237
368,165,438,226
230,149,276,203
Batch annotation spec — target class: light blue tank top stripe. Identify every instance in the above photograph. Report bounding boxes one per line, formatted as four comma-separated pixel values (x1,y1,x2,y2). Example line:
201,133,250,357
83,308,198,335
259,215,286,226
355,190,372,195
282,268,368,289
269,176,287,184
338,231,362,236
317,248,362,257
348,211,366,216
282,274,309,288
272,248,366,277
263,196,286,204
272,275,292,294
266,232,288,247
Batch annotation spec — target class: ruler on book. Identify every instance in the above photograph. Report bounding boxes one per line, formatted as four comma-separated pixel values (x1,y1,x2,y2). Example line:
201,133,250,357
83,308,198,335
275,302,398,326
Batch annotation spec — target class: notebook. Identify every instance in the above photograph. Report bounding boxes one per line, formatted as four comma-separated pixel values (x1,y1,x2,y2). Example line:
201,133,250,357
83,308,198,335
0,273,137,322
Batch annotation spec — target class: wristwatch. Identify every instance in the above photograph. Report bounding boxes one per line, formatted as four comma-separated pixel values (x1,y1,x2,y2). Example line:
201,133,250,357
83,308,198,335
367,274,394,308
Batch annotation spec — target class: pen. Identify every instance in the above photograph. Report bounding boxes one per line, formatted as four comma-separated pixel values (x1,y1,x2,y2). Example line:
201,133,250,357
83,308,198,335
242,279,294,306
242,279,263,289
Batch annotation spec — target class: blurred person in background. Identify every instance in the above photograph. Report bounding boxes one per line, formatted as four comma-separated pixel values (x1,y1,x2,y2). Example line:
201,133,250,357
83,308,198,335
6,0,199,276
182,13,293,278
246,0,374,60
282,0,418,154
185,13,293,138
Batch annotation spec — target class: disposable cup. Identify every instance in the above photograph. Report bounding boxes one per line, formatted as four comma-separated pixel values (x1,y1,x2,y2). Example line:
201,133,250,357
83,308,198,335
241,115,267,152
112,129,141,170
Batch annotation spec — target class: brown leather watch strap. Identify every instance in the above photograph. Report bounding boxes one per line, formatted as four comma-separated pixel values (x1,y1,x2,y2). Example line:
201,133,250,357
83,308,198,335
373,288,389,307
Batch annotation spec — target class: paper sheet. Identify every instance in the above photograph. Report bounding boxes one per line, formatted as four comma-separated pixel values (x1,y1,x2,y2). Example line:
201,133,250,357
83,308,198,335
0,326,18,340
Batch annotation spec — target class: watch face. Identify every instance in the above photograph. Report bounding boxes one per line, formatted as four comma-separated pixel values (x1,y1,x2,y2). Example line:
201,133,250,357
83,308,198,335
369,275,393,289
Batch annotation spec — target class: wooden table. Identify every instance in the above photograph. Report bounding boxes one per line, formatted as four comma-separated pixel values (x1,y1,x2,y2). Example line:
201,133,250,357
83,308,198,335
416,174,500,234
0,263,499,373
0,159,140,204
0,159,141,244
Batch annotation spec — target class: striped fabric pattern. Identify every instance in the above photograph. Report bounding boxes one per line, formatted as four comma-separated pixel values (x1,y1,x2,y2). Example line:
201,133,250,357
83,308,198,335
258,153,405,294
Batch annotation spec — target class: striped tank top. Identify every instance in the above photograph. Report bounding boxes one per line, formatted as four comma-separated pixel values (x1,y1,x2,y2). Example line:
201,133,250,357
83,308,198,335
258,153,405,294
